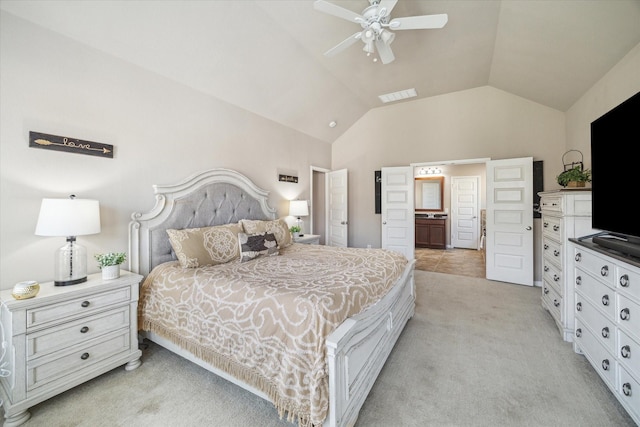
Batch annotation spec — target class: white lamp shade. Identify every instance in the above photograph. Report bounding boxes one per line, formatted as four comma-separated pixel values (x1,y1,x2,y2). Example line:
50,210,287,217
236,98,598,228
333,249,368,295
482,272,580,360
289,200,309,217
35,198,101,237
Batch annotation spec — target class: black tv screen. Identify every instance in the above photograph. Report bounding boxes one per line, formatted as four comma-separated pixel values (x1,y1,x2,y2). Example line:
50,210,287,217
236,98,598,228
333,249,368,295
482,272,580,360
591,91,640,244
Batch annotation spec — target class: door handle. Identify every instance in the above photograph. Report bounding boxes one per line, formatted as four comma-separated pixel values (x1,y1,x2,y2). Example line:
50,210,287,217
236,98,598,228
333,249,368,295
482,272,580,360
526,226,532,230
341,221,348,225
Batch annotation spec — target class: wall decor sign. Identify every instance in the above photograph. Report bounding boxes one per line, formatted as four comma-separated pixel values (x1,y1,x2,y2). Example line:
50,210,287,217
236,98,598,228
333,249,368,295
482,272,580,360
278,174,298,183
29,131,113,159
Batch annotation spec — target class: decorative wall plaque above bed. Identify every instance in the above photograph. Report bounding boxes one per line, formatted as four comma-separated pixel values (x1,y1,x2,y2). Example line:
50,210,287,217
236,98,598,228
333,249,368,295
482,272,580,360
29,131,114,158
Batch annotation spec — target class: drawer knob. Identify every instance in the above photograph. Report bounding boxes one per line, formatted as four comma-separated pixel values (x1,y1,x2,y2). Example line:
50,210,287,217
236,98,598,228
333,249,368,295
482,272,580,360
553,274,560,282
553,250,560,257
544,266,549,272
621,345,631,359
81,300,90,308
601,295,609,306
600,265,609,277
544,244,549,250
553,299,560,308
622,382,632,397
575,253,582,262
602,359,610,371
576,328,582,338
620,308,630,321
543,222,549,228
80,326,89,333
576,302,582,312
620,274,630,288
553,225,559,231
602,327,609,339
576,276,582,286
81,352,90,360
543,287,549,295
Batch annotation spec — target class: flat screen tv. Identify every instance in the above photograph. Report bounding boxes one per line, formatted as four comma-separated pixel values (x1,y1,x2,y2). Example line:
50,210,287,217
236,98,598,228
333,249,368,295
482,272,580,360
590,90,640,258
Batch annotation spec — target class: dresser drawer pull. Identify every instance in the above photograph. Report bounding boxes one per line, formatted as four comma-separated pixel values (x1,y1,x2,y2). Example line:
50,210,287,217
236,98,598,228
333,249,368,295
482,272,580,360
543,287,549,295
575,328,582,338
576,276,582,286
544,244,549,250
553,274,560,282
620,274,630,288
601,295,609,306
602,327,609,339
81,352,90,360
544,266,549,272
81,301,91,308
553,250,560,257
620,308,630,321
543,222,549,228
621,345,631,359
553,225,559,231
600,265,609,277
80,326,89,333
601,359,610,371
576,302,582,312
553,299,560,308
622,382,632,397
575,253,582,262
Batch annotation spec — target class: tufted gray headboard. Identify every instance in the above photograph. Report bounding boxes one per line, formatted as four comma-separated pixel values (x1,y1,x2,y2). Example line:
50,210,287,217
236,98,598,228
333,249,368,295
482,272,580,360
129,169,277,276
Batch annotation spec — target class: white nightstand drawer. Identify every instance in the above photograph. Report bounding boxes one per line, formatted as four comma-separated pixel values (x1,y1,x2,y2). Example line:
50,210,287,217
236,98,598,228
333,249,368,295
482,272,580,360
28,306,130,359
27,286,131,329
27,331,131,392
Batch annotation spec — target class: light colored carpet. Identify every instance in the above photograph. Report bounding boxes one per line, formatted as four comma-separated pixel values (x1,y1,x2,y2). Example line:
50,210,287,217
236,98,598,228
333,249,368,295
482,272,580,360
7,271,635,427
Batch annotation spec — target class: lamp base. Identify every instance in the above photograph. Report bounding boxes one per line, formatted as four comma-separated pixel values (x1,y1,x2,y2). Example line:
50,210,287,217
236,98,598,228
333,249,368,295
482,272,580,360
54,277,87,286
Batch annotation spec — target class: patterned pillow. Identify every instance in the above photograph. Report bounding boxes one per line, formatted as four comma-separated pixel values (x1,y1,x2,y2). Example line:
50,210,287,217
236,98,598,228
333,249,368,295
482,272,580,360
238,232,279,262
240,218,292,248
166,223,242,268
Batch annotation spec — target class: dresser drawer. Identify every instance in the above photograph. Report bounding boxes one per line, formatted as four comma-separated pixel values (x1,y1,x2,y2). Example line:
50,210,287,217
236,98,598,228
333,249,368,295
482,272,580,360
575,296,616,354
27,331,131,392
542,215,562,241
575,319,616,388
575,270,616,320
618,365,640,421
27,306,130,359
573,248,616,288
27,287,131,329
617,293,640,342
618,265,640,302
540,195,563,213
617,328,640,379
543,284,561,323
542,237,563,269
543,261,562,295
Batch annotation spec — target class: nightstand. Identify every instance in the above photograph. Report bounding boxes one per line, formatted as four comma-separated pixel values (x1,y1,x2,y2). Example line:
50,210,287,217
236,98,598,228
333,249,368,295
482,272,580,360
294,234,321,245
0,271,143,427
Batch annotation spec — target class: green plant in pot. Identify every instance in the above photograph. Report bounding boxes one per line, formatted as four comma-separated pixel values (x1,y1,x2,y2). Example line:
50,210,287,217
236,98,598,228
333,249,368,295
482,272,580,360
95,252,126,280
289,225,301,237
556,166,591,188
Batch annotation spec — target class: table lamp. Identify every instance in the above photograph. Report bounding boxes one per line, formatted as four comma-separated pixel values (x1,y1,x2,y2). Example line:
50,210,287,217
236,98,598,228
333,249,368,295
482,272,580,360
289,200,309,234
35,195,101,286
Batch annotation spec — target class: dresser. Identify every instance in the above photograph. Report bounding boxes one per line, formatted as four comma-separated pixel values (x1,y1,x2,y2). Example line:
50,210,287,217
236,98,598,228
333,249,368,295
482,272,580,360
539,190,594,341
0,271,143,427
415,217,446,249
570,239,640,425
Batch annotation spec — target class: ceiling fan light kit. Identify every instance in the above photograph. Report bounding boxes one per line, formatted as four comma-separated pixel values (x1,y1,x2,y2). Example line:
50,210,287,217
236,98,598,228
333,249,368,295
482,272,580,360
314,0,448,64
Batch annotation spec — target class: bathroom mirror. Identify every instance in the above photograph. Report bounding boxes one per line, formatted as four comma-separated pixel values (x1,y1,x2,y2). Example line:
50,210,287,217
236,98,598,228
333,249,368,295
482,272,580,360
415,176,444,211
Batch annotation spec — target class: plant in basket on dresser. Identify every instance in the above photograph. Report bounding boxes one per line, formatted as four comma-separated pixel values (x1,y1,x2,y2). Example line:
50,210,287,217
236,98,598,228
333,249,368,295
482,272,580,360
95,252,126,280
556,166,592,187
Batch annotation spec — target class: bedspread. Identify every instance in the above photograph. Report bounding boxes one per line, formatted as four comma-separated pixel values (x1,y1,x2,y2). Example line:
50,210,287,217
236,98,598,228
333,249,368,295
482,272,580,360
138,243,408,426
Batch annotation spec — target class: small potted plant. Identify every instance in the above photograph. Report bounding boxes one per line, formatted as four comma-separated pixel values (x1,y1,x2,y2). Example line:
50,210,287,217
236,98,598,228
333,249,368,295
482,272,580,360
95,252,126,280
289,225,301,238
556,166,591,188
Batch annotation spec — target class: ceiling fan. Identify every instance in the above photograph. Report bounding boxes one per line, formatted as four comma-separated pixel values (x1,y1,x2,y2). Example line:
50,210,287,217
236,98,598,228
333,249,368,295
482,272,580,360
314,0,448,64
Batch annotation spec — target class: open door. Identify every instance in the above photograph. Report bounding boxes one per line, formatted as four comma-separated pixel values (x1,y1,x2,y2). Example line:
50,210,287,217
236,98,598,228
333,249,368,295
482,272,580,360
381,166,414,260
327,169,348,247
486,157,533,286
451,176,480,249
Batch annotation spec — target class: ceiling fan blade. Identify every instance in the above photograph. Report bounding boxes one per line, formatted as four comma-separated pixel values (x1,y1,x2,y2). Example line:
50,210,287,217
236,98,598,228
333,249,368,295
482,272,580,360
324,32,362,57
378,0,398,17
314,0,365,24
375,40,395,64
389,13,448,30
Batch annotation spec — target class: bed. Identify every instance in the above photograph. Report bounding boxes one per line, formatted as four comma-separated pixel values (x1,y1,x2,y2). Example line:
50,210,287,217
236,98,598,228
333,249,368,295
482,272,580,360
128,168,415,427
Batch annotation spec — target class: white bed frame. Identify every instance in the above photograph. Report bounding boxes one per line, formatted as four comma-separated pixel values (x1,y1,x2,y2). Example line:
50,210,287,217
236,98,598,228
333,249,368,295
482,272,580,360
129,168,416,427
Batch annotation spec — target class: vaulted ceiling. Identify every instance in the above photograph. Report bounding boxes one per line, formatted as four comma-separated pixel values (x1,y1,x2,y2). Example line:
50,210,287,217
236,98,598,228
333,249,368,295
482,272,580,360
2,0,640,143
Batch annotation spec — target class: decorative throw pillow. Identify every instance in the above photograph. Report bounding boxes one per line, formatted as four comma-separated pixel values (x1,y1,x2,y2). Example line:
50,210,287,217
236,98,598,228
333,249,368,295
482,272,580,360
238,232,279,262
166,223,242,268
240,218,292,248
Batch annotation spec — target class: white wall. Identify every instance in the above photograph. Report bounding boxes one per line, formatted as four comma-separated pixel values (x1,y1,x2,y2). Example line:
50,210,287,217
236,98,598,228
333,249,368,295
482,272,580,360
332,86,566,250
0,12,331,290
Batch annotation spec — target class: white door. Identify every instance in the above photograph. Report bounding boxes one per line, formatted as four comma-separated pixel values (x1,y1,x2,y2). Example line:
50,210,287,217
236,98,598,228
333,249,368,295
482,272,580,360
381,166,414,260
451,176,480,249
486,157,533,286
327,169,348,247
